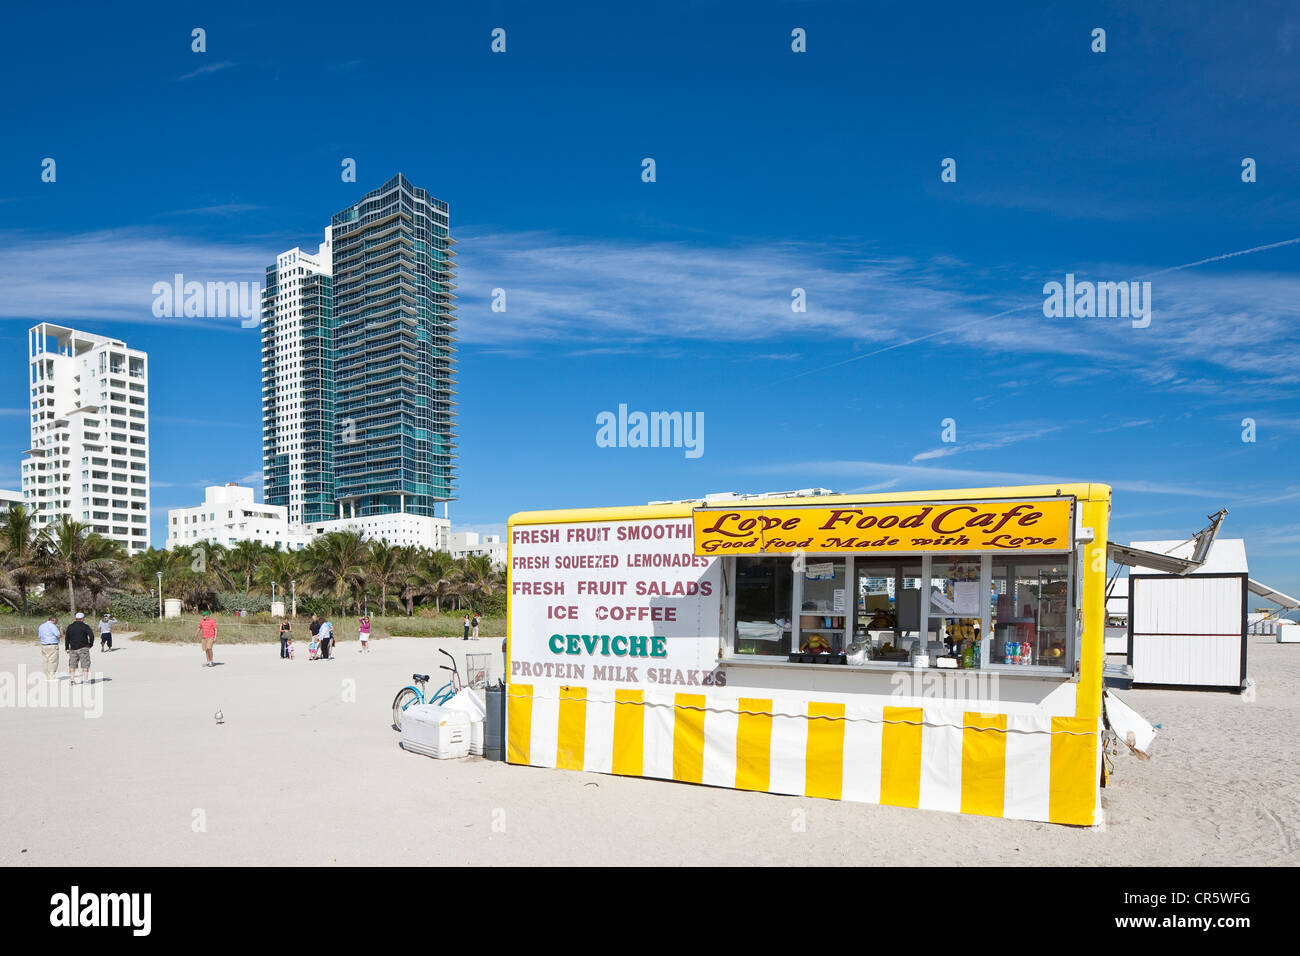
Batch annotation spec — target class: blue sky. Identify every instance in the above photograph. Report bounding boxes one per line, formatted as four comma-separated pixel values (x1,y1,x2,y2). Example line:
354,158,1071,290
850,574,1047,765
1,1,1298,599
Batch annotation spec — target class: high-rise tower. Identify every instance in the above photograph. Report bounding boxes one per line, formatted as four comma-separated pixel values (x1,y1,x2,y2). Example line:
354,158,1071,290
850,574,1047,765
328,174,456,518
260,232,335,525
21,324,151,554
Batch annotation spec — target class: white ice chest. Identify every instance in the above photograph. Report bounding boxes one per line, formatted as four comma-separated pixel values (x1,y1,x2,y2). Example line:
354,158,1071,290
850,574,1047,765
400,704,471,759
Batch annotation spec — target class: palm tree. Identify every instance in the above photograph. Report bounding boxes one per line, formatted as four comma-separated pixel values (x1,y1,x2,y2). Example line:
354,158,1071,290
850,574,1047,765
456,554,501,613
367,540,412,616
0,504,41,615
0,563,21,614
408,549,456,614
225,540,266,594
38,516,124,614
202,543,239,591
304,531,369,617
130,546,187,598
393,545,420,616
254,548,300,606
168,545,219,612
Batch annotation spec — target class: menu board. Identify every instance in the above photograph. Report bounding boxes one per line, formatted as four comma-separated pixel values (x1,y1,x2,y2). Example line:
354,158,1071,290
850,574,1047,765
509,518,724,688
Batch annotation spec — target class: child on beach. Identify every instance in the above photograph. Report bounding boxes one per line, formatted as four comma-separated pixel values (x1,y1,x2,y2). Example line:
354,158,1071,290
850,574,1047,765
308,637,319,661
358,616,371,653
286,639,295,660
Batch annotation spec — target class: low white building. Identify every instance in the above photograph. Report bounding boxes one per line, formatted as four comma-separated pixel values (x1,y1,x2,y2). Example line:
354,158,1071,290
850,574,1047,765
0,488,24,508
448,531,506,566
168,483,313,551
307,512,450,550
168,483,451,551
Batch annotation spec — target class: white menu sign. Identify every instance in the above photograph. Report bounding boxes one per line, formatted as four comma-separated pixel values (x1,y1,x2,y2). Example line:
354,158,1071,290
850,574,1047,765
509,518,724,689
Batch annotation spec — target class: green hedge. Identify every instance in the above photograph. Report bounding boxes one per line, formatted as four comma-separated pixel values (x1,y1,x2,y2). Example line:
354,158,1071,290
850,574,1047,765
104,591,158,619
294,594,335,618
215,591,271,614
474,591,506,617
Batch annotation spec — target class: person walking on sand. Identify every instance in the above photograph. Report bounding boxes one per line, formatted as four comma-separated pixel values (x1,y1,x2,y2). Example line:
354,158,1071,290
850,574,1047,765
358,615,371,653
98,612,118,652
462,613,470,640
319,617,334,660
308,615,322,660
38,614,61,681
66,612,95,684
472,613,480,639
278,618,292,660
197,611,218,667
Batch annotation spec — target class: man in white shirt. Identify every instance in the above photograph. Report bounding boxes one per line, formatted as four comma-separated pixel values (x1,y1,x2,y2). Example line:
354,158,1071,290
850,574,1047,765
37,615,61,680
98,613,118,652
318,619,334,660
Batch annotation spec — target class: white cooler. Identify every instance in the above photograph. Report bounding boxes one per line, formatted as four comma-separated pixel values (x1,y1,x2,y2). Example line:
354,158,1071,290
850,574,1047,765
400,704,471,759
1278,623,1299,644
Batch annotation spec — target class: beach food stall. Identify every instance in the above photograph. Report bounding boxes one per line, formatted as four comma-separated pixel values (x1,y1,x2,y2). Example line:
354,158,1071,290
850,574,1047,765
506,483,1113,825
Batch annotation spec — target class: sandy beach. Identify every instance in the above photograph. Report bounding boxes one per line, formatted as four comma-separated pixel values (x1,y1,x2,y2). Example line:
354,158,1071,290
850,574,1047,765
2,632,1297,866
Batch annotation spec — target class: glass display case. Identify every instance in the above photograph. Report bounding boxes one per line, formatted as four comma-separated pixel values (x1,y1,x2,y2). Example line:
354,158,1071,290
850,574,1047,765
990,559,1069,666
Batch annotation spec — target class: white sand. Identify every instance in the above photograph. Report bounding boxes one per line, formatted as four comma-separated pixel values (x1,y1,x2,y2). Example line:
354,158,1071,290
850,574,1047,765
2,632,1297,866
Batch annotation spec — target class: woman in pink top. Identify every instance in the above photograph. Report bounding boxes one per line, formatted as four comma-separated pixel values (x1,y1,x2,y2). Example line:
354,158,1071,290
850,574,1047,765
358,616,371,653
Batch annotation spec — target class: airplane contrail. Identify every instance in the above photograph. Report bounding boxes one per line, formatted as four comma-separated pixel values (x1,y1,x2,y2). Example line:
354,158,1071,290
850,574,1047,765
1136,236,1300,278
776,236,1300,384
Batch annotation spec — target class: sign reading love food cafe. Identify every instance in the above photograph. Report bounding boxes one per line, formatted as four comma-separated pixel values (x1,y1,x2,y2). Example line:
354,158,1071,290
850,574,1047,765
692,498,1074,555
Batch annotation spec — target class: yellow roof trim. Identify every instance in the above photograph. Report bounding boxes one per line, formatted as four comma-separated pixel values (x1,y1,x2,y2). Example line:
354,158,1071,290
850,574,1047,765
508,483,1112,527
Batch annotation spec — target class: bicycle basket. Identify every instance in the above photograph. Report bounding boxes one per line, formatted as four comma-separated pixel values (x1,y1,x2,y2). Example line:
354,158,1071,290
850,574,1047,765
465,654,490,689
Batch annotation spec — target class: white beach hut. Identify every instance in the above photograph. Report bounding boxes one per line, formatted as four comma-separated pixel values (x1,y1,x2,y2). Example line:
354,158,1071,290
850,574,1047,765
1126,538,1248,690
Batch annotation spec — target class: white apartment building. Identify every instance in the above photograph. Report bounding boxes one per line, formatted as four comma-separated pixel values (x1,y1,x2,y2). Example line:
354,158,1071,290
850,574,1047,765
21,324,150,554
261,230,333,526
167,483,313,551
448,531,506,566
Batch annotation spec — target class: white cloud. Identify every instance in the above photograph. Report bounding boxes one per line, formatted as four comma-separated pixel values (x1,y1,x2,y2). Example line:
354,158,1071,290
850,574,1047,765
911,425,1065,462
455,230,1300,395
4,226,1298,400
176,61,235,82
0,228,274,330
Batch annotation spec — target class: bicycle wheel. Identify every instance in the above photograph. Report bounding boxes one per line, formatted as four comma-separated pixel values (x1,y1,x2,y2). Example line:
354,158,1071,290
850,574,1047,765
392,687,421,730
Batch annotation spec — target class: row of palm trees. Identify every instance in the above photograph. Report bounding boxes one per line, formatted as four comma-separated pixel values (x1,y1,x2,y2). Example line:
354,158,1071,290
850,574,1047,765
0,504,505,617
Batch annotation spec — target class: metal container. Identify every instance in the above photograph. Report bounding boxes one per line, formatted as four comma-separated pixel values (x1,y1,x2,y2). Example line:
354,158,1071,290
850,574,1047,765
484,680,506,761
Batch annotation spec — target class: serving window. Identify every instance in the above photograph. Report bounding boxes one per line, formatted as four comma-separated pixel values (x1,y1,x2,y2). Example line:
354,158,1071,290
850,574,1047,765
798,558,847,654
725,550,1077,672
732,556,793,657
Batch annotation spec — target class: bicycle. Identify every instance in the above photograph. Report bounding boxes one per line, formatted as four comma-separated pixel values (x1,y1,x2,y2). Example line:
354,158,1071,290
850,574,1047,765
392,648,462,730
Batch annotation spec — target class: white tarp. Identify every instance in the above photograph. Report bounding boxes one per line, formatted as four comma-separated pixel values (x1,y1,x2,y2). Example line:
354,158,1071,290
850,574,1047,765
442,688,487,723
1103,690,1156,758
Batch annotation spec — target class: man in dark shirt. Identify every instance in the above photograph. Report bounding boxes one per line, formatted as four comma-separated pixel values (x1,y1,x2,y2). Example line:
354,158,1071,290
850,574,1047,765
309,615,322,661
65,612,95,683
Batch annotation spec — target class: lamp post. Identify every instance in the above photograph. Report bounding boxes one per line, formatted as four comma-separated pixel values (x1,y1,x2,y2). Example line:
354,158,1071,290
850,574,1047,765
291,579,296,618
156,571,163,620
271,581,276,609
